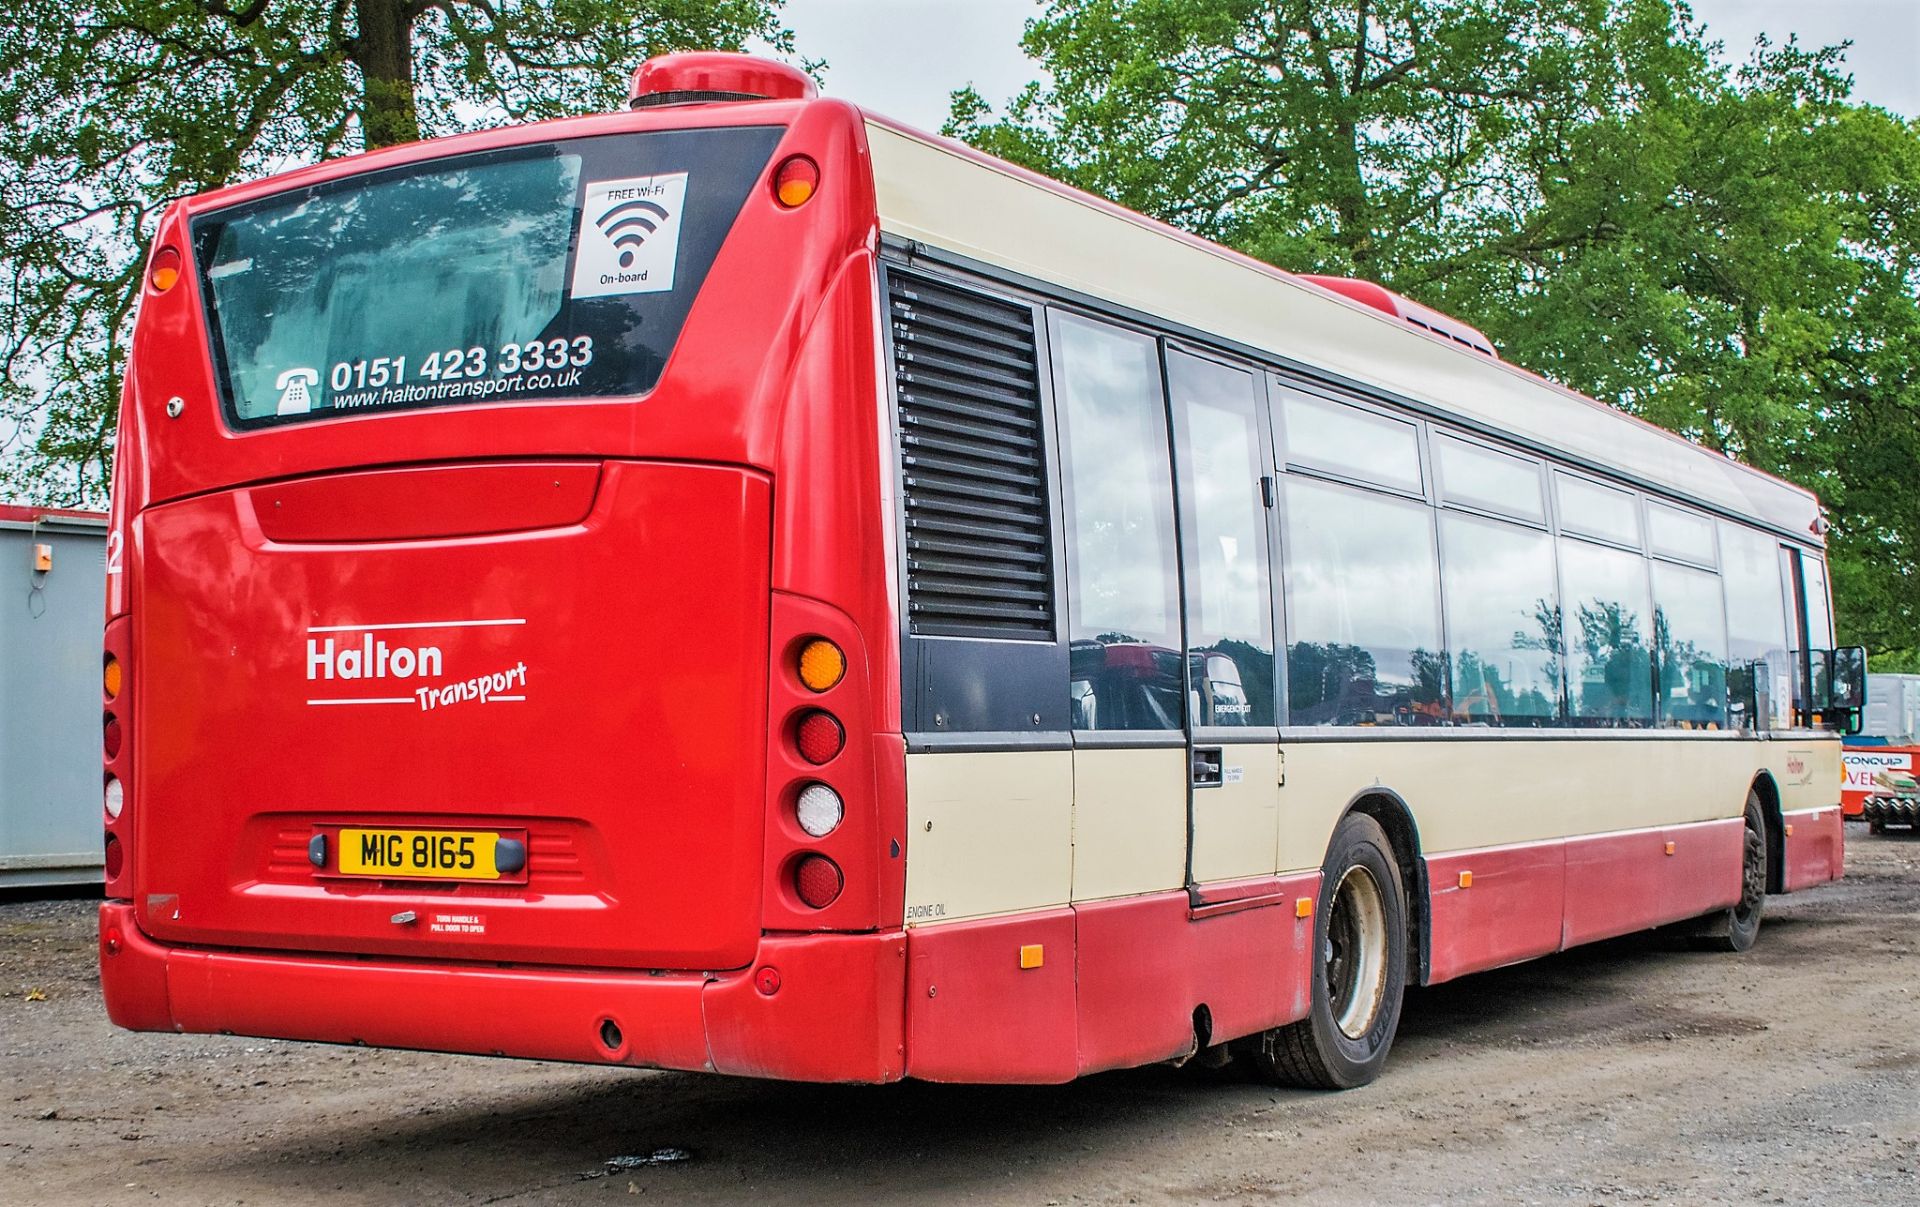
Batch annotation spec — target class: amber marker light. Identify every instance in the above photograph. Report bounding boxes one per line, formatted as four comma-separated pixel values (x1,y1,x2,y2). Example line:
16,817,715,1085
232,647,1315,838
103,654,122,701
147,247,182,293
773,156,819,208
797,638,846,692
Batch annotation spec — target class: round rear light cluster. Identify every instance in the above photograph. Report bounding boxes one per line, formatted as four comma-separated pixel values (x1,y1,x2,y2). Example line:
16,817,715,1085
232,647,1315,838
103,714,123,760
795,709,844,765
104,834,124,879
794,783,843,838
794,854,843,909
104,774,123,820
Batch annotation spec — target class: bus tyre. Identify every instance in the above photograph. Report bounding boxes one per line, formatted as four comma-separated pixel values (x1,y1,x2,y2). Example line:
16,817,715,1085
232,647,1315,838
1695,793,1768,953
1252,812,1407,1090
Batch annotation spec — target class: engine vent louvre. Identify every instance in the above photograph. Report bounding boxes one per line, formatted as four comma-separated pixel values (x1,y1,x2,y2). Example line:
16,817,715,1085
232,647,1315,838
889,272,1055,641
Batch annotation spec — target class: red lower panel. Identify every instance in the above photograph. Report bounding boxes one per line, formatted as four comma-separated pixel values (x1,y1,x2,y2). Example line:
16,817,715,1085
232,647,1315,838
1424,843,1565,985
1561,828,1674,947
903,909,1078,1083
100,902,904,1081
1661,818,1744,920
1074,877,1317,1075
1782,807,1845,891
703,931,906,1082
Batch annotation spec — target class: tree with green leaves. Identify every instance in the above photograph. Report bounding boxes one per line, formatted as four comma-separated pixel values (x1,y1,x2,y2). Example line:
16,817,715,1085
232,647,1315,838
950,0,1920,661
0,0,795,499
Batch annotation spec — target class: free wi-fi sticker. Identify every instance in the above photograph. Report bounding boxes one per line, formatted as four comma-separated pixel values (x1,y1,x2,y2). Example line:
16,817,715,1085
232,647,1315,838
570,172,689,299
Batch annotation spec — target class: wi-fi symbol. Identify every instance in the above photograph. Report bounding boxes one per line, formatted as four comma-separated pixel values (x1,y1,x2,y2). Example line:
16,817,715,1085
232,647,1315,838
595,199,672,267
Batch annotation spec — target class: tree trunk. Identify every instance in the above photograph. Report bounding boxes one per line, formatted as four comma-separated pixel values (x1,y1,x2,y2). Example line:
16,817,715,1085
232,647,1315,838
354,0,420,149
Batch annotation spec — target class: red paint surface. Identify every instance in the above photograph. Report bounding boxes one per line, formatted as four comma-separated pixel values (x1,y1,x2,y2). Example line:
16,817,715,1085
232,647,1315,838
1426,842,1565,984
1075,879,1316,1074
905,909,1078,1083
103,902,906,1080
1782,807,1845,892
248,462,601,542
1660,818,1745,921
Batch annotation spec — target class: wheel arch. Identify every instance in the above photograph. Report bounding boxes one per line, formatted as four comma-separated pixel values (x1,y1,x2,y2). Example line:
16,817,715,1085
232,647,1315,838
1749,771,1786,895
1340,787,1430,987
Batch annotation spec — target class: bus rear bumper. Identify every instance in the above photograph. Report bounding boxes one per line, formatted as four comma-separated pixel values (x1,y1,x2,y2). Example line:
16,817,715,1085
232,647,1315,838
98,902,907,1082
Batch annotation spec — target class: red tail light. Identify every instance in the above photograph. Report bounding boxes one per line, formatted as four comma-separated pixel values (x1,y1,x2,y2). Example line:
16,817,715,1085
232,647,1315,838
104,834,124,880
103,714,123,760
795,710,844,765
794,854,843,909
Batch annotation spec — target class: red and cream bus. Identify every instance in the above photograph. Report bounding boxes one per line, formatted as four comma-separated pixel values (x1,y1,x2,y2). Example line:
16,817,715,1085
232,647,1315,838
99,52,1861,1088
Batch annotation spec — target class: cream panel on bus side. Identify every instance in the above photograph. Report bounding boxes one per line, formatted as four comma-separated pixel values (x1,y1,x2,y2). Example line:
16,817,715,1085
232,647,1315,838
1271,737,1787,875
904,750,1074,924
1190,740,1282,883
1069,746,1186,902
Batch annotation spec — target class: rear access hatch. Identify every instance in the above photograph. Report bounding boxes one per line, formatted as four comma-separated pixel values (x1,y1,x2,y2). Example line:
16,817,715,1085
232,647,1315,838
131,459,771,971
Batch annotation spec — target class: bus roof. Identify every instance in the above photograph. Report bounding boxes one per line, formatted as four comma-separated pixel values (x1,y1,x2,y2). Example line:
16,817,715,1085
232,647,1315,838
860,114,1823,545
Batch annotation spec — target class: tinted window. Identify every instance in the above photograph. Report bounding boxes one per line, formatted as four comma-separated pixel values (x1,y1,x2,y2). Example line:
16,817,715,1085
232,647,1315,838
1720,522,1793,729
1559,538,1654,725
1434,435,1545,523
194,127,785,426
1283,479,1445,726
1170,352,1275,727
1054,315,1182,731
1555,473,1641,547
1653,561,1729,728
1439,512,1563,724
1278,390,1423,494
1648,502,1716,566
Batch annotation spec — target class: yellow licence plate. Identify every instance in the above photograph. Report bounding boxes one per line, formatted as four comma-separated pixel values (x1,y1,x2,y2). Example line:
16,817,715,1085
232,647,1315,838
337,828,500,880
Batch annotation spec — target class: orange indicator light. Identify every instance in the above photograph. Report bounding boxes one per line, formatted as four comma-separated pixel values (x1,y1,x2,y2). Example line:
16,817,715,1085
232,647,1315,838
103,654,122,701
148,247,182,293
773,155,819,208
1018,944,1044,970
1457,871,1473,889
1295,898,1314,919
797,638,846,692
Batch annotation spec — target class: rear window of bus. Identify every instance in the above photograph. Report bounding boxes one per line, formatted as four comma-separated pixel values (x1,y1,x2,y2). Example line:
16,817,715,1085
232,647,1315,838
192,125,784,428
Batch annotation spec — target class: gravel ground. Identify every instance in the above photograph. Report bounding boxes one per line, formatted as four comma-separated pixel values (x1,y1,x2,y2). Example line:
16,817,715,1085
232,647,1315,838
3,829,1917,1206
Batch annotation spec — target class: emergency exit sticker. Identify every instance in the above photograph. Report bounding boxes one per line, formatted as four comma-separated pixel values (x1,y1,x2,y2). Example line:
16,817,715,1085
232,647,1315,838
570,172,689,298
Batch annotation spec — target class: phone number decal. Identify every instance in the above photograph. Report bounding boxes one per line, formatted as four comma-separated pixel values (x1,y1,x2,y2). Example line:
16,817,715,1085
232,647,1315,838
327,336,594,392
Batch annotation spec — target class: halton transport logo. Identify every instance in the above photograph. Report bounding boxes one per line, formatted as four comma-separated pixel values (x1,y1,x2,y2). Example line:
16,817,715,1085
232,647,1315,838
304,618,528,712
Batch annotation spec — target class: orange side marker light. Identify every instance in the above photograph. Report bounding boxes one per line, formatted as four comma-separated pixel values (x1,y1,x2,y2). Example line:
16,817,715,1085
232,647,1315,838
1665,841,1676,856
1295,898,1314,919
1458,871,1473,889
1018,944,1044,970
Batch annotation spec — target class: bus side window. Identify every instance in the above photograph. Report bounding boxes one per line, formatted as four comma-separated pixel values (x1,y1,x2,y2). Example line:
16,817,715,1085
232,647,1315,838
1721,521,1793,731
1281,478,1445,726
1651,561,1730,729
1557,536,1655,727
1051,313,1183,731
1167,349,1275,729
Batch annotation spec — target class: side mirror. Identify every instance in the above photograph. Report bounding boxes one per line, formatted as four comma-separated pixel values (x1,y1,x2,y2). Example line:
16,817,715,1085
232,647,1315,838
1831,646,1867,710
1808,649,1834,713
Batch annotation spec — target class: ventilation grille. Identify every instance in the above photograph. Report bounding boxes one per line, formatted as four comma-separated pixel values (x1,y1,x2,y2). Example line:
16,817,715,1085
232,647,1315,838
890,272,1055,641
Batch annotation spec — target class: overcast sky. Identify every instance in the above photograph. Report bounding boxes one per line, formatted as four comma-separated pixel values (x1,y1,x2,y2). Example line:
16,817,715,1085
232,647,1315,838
775,0,1920,132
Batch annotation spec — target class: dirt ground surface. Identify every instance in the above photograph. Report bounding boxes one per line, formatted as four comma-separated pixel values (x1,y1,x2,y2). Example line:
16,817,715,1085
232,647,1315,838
3,830,1917,1206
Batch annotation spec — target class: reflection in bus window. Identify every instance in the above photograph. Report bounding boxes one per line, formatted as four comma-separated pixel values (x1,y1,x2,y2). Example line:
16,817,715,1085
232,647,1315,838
1283,479,1444,725
1053,314,1182,730
1720,521,1794,729
1647,502,1716,566
1169,351,1274,728
1653,561,1729,728
1439,512,1562,725
1559,538,1654,725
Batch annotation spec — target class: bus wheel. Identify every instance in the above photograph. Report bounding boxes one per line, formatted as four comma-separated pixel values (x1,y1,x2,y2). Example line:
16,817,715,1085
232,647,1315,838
1251,812,1407,1089
1695,793,1768,953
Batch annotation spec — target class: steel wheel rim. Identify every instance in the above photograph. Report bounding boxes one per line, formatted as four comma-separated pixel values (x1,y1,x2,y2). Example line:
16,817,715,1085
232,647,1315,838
1325,864,1389,1040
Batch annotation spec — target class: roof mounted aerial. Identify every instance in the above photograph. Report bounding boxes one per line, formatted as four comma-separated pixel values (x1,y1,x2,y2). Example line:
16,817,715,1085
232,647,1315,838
628,52,817,109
